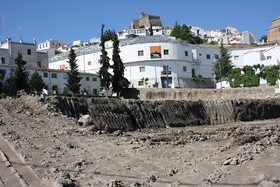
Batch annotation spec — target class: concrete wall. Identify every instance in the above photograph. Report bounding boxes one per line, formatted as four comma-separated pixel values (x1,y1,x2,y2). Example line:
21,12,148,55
121,87,276,101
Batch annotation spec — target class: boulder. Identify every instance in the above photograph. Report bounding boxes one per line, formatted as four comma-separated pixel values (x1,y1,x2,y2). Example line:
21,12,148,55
78,115,93,126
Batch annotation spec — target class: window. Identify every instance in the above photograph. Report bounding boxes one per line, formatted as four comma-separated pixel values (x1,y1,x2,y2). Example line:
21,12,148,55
1,57,5,64
183,66,187,72
138,50,144,56
164,49,169,55
192,69,196,78
163,65,169,71
86,77,89,81
43,72,48,78
139,66,145,72
92,77,97,81
27,49,31,55
88,61,91,65
138,81,144,86
51,73,57,78
63,74,67,79
93,89,98,95
185,51,189,56
199,53,202,56
37,61,42,68
267,56,272,60
206,54,211,59
234,55,239,60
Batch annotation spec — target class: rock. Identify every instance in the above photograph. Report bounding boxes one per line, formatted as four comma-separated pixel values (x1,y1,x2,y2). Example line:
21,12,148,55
148,175,157,182
131,181,142,187
169,168,178,176
5,161,11,167
107,179,125,187
78,115,93,126
222,158,232,165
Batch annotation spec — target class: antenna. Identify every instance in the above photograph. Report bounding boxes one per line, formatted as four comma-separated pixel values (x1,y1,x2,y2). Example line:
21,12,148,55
18,26,23,43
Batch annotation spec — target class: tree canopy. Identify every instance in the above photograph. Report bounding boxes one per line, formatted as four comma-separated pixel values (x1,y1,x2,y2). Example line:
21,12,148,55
29,71,45,94
171,24,203,44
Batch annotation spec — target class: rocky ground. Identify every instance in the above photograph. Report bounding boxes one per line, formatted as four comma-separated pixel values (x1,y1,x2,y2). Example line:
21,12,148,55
0,95,280,187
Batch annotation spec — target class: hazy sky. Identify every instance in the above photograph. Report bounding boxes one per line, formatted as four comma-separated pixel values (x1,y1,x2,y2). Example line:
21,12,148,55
0,0,279,44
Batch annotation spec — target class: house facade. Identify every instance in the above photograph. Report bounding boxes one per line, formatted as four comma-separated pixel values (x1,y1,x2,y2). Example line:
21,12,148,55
49,35,219,89
0,38,99,95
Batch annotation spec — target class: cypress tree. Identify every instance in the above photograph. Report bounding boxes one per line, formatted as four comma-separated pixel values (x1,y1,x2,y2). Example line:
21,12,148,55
111,30,130,98
99,24,112,97
214,43,233,82
65,48,82,96
14,52,29,94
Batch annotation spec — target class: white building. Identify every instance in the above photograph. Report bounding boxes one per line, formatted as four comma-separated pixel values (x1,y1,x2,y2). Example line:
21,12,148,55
229,44,280,68
0,38,100,95
1,38,48,68
37,39,68,58
205,26,255,45
214,44,280,88
49,35,219,89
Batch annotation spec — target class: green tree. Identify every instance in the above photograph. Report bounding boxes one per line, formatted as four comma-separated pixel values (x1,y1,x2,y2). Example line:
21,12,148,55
111,30,130,98
0,69,5,92
229,68,243,87
29,71,45,94
242,65,260,87
214,43,233,82
65,48,82,96
171,24,203,44
141,77,149,87
259,35,267,43
2,73,16,95
99,24,112,97
264,65,279,85
14,53,29,94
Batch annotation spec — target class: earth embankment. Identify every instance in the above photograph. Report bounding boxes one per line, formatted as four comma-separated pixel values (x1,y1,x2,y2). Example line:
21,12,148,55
50,96,280,132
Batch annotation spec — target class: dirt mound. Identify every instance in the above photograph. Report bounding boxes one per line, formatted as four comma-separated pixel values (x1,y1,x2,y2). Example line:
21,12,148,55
0,95,279,186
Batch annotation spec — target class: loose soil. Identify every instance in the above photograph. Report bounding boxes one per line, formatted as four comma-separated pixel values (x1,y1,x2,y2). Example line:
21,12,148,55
0,95,279,187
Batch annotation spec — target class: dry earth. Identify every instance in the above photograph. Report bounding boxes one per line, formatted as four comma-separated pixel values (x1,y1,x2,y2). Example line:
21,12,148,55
0,95,279,187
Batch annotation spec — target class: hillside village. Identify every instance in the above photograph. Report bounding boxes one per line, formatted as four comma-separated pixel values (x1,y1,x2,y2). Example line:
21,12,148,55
0,12,280,187
0,13,280,95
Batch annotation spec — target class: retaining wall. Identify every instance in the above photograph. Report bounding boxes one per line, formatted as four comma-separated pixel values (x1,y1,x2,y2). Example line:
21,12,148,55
50,97,280,132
